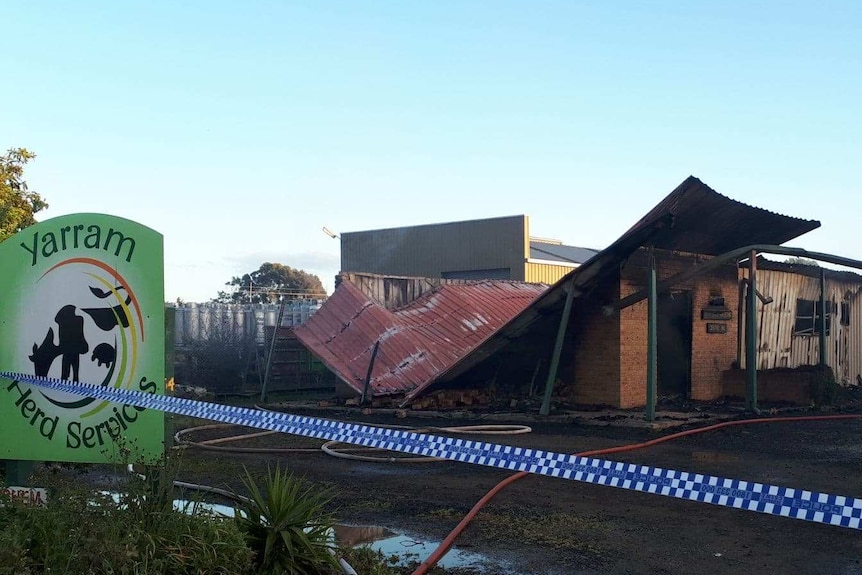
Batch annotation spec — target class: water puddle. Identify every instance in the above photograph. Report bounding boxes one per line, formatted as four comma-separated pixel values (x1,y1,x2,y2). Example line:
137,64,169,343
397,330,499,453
98,493,240,517
169,511,496,570
333,524,395,546
335,524,498,571
174,499,236,517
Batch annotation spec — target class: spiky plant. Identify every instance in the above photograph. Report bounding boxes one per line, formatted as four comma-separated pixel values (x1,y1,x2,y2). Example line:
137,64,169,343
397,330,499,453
234,466,339,575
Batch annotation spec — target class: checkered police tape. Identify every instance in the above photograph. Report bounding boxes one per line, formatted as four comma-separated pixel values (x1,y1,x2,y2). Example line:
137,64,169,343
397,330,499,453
3,371,861,530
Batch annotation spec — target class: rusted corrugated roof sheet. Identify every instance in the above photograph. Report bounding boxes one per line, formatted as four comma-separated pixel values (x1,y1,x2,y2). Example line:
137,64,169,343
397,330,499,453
293,280,547,398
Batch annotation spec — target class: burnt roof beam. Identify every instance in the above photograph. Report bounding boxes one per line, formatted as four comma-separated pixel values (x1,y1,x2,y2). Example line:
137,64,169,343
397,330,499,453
604,244,862,315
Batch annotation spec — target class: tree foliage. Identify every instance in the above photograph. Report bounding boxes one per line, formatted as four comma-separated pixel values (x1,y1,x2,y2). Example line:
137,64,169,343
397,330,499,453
215,262,327,304
0,148,48,242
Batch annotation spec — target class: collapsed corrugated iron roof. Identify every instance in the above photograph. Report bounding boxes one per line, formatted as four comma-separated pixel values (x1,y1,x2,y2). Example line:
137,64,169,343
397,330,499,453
409,176,823,396
292,280,547,398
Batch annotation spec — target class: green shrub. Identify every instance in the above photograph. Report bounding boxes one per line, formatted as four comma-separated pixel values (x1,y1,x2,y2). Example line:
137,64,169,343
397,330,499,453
146,509,254,574
0,487,254,574
339,546,401,575
0,459,254,575
0,509,32,574
233,466,340,575
3,456,422,575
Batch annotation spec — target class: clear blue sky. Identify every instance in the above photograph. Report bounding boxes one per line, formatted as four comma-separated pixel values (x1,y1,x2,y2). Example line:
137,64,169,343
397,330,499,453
4,1,860,301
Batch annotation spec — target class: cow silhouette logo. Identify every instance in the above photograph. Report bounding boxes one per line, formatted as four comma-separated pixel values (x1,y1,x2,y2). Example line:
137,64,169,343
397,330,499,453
22,258,145,413
29,305,89,381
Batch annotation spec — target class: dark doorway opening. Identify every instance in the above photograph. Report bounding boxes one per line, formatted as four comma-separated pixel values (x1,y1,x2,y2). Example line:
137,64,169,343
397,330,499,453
657,290,693,396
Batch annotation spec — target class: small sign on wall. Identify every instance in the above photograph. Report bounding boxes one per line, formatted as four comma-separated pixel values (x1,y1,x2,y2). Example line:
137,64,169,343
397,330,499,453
706,323,728,334
702,309,733,321
2,486,48,506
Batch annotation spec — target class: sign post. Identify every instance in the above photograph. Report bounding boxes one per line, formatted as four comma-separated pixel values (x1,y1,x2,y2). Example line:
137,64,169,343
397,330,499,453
0,214,165,465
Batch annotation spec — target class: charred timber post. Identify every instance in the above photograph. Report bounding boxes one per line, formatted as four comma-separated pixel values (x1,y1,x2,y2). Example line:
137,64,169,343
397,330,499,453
646,253,658,422
746,251,758,412
736,280,747,367
361,340,381,406
820,267,827,368
736,278,774,368
541,275,576,416
260,299,287,403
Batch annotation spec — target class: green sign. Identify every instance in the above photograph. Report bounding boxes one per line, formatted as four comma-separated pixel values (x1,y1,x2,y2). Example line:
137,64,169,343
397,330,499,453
0,214,165,463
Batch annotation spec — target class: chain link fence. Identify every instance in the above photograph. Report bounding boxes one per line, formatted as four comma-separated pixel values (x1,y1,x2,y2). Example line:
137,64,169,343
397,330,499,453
171,302,336,397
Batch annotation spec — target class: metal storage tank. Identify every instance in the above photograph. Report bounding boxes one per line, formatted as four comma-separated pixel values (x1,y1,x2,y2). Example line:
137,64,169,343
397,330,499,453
200,304,214,339
281,306,296,327
186,303,200,343
234,307,246,339
253,307,266,344
264,306,278,329
174,306,185,346
309,302,321,318
289,301,300,326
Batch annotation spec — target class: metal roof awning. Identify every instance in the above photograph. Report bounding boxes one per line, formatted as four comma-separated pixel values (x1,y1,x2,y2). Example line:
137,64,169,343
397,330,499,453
621,176,821,256
414,176,822,396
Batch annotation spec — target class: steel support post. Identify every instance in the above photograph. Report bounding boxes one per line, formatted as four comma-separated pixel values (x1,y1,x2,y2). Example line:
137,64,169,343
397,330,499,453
746,251,758,412
541,277,576,416
646,255,658,422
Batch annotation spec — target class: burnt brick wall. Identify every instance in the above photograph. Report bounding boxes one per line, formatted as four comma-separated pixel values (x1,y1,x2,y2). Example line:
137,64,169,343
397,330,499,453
618,249,740,407
560,282,622,407
721,368,815,405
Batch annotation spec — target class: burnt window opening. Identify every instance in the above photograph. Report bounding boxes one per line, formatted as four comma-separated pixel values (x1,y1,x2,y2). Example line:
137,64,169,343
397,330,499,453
793,299,833,336
841,301,851,327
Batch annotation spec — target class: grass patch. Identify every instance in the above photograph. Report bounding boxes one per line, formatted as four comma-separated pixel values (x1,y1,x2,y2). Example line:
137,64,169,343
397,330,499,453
341,497,393,512
424,507,609,556
426,508,463,520
477,511,608,554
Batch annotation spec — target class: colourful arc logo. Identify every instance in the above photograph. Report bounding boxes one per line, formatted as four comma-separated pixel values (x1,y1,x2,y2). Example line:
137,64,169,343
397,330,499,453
32,258,145,414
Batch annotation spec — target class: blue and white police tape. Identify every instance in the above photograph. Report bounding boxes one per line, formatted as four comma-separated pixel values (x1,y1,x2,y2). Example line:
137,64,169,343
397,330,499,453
3,371,861,530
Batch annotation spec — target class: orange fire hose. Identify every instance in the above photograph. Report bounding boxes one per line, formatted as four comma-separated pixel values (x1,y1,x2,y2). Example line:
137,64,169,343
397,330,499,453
411,413,862,575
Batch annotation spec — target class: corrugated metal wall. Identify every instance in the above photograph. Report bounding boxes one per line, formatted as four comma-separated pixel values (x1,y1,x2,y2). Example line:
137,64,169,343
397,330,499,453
849,285,862,384
338,272,468,309
525,262,574,284
741,268,862,384
340,215,529,281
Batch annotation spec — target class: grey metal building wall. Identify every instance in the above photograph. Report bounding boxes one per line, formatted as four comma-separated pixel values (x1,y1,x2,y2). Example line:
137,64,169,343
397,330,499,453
340,215,529,281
